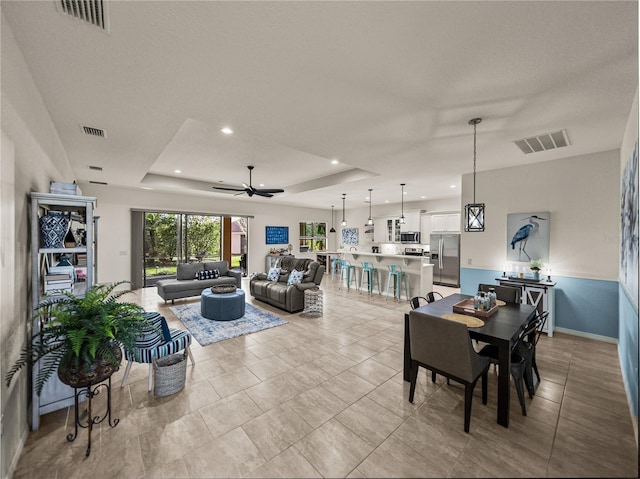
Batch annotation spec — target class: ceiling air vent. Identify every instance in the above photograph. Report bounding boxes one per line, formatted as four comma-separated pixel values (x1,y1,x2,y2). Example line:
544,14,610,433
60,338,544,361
513,129,570,154
89,181,108,185
57,0,110,32
89,165,103,171
81,125,106,138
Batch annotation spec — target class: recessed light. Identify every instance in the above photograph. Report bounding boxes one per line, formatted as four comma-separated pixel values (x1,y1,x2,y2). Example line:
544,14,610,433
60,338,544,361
385,200,389,203
421,196,426,199
331,159,339,164
141,187,154,190
221,127,234,135
403,191,407,195
450,185,456,188
174,169,181,174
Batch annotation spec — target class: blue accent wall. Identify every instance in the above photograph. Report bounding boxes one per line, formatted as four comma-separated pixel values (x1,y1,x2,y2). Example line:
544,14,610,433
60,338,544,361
460,268,619,338
618,285,638,417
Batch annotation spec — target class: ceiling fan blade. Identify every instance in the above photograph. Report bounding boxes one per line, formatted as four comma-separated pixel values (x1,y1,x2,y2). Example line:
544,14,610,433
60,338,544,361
255,188,284,194
212,186,246,192
254,190,274,198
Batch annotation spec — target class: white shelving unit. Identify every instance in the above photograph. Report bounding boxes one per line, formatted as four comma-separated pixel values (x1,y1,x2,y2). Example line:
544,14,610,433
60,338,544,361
30,192,98,429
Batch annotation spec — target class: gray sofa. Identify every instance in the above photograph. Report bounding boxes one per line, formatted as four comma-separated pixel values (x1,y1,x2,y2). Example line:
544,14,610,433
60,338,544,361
156,261,242,303
249,256,325,313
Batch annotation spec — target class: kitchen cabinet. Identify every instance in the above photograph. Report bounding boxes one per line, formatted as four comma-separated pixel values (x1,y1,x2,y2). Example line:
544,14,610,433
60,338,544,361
420,215,432,244
30,192,98,430
399,213,421,232
374,217,401,243
431,213,461,232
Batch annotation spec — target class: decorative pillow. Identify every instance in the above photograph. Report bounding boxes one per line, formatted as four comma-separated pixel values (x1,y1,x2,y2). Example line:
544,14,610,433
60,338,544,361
266,267,281,282
196,269,220,280
287,269,304,285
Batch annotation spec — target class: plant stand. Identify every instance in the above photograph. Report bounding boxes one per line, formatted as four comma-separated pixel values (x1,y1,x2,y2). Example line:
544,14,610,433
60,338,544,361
66,373,118,457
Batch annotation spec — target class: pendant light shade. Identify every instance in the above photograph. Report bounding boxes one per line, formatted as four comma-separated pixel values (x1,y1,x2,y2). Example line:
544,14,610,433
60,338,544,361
399,183,406,224
464,118,485,232
341,194,347,227
366,189,374,226
330,205,336,233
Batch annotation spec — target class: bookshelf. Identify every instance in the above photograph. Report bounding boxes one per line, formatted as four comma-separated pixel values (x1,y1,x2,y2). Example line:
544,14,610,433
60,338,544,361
29,192,98,429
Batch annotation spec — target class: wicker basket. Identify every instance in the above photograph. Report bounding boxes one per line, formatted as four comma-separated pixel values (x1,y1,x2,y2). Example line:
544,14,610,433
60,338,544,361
153,352,187,397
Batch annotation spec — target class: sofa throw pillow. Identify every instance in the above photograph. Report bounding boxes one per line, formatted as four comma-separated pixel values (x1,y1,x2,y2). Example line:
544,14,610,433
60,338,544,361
196,269,220,280
266,267,281,282
287,269,304,285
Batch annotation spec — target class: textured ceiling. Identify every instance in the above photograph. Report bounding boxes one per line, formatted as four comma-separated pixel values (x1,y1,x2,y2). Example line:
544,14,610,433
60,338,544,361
2,1,637,209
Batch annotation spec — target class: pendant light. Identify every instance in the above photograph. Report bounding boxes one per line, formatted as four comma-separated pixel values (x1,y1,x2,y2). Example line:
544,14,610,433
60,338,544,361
341,194,347,227
399,183,406,224
464,117,485,232
366,189,374,226
329,205,336,233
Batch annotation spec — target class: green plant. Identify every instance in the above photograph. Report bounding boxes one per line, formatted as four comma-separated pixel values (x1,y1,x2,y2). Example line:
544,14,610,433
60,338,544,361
530,259,544,271
5,281,148,395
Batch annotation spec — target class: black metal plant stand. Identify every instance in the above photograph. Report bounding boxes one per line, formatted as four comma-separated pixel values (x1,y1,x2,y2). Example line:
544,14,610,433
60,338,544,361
66,373,118,457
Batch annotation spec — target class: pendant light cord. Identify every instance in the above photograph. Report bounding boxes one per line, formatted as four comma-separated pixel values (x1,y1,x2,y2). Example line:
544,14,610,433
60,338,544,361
473,121,477,204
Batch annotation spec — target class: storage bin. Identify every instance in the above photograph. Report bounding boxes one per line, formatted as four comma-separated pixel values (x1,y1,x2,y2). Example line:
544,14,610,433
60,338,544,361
153,352,187,397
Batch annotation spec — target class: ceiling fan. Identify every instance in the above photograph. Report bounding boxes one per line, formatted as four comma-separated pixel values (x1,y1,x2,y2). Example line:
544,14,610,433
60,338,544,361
211,165,284,198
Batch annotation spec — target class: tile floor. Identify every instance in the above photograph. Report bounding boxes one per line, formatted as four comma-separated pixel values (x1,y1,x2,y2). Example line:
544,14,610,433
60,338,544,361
13,277,638,478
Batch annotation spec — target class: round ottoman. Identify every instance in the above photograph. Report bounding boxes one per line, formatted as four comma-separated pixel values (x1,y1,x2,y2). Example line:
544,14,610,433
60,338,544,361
201,288,246,321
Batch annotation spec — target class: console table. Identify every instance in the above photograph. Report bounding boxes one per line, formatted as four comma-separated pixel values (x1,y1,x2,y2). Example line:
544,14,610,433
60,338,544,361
496,277,556,336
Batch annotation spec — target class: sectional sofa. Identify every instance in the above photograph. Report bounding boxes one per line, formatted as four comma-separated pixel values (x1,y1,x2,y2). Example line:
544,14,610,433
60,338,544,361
156,261,242,303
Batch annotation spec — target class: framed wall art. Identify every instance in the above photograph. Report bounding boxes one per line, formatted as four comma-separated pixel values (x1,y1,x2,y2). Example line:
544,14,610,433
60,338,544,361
506,212,550,263
265,226,289,245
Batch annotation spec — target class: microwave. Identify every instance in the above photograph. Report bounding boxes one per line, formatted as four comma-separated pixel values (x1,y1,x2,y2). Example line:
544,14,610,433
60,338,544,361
400,231,421,244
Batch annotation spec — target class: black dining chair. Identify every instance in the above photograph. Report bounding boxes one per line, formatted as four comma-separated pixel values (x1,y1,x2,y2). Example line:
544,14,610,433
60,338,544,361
410,292,444,310
408,311,490,433
517,311,549,386
478,316,542,415
478,284,521,304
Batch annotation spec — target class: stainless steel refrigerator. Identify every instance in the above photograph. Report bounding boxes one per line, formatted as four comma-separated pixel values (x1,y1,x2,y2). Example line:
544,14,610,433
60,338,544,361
430,233,460,287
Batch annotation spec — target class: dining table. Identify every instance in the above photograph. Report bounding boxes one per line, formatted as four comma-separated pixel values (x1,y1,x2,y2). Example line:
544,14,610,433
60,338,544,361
404,293,537,428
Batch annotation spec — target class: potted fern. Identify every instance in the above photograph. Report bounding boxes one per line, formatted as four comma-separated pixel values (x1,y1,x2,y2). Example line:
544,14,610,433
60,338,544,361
6,281,148,394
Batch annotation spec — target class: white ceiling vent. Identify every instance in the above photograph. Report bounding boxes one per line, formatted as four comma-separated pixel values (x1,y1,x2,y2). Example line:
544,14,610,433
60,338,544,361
81,125,106,138
514,130,570,154
57,0,110,33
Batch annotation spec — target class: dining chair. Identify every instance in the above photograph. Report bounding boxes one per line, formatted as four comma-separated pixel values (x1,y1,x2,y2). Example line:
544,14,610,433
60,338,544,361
517,311,549,385
478,284,521,303
478,316,542,414
426,291,444,303
408,311,490,433
121,312,195,391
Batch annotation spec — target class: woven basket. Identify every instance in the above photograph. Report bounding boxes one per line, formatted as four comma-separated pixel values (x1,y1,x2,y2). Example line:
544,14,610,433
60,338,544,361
153,352,187,397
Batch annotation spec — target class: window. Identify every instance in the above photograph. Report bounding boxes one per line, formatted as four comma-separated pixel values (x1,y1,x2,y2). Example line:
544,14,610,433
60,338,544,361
299,222,326,252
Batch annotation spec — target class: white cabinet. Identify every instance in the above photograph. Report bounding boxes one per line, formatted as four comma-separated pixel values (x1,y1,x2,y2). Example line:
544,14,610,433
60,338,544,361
30,192,98,430
400,213,421,232
431,213,461,232
420,215,432,242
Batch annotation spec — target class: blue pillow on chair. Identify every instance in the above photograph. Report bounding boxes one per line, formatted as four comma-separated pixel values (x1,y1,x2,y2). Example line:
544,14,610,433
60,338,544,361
287,269,304,285
266,267,281,282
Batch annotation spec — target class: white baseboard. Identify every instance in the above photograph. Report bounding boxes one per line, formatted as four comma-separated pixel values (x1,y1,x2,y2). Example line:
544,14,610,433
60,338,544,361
553,326,618,344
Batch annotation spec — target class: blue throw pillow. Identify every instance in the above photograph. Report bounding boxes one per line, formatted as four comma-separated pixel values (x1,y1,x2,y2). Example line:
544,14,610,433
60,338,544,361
287,269,304,285
266,267,281,282
159,316,173,342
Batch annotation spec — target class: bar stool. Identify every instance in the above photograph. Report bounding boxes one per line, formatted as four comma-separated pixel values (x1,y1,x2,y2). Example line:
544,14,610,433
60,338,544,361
359,261,381,296
339,259,358,291
330,256,342,282
385,264,409,301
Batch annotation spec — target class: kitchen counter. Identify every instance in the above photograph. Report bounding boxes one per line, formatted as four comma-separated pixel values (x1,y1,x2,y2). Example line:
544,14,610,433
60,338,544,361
337,250,433,298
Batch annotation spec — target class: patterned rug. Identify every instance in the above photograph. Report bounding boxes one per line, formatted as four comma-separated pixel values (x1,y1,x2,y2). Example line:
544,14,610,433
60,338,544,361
169,301,288,346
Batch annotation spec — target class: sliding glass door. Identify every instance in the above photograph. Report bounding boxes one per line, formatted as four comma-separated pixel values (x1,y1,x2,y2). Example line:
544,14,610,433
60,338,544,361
143,213,222,286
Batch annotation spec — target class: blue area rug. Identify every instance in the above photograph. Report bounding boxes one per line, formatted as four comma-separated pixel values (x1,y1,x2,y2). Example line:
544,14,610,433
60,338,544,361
169,301,288,346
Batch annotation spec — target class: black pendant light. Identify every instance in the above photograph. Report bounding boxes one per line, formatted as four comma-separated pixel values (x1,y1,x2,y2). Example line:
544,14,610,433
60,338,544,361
330,205,336,233
464,117,485,232
366,189,374,226
399,183,406,224
341,194,347,227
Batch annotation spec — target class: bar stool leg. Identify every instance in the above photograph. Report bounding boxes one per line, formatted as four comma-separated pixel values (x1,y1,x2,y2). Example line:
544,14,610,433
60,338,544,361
385,272,393,300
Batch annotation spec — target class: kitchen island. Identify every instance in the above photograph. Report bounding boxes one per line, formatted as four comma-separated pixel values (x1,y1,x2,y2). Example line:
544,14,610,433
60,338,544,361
335,250,433,299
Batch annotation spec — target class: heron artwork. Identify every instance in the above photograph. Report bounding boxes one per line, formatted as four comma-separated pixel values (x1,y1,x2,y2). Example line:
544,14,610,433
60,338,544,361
510,215,547,261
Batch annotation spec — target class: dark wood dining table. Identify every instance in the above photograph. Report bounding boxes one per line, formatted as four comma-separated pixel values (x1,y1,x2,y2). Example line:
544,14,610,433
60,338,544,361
404,293,536,428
